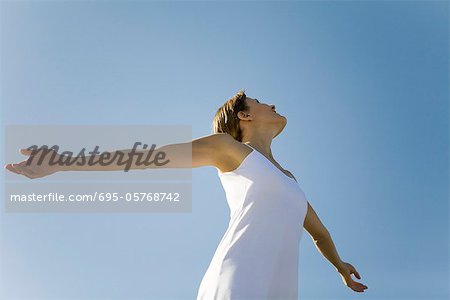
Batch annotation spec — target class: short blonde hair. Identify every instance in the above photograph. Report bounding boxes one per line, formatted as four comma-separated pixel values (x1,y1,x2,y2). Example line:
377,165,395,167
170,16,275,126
212,89,249,142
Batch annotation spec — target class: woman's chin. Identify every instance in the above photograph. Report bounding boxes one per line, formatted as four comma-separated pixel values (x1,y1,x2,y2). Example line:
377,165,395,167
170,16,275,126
274,118,287,138
270,114,287,131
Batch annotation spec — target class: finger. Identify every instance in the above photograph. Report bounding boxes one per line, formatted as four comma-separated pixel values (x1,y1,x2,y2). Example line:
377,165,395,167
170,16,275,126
12,164,31,177
348,264,361,279
12,164,24,174
18,160,29,167
351,265,361,279
22,147,47,156
5,164,20,175
20,148,35,156
351,269,361,279
353,282,368,292
351,284,364,292
9,164,23,175
14,165,34,179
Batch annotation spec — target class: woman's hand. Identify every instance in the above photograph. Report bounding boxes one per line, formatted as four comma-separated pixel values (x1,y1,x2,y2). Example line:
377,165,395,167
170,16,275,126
337,261,368,293
4,148,62,179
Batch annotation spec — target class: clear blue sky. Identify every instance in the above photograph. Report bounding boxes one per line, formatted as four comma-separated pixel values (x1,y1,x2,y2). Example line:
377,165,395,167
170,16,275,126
1,1,448,299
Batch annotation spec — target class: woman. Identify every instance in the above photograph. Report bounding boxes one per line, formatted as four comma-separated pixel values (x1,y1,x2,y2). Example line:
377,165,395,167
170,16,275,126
5,90,368,299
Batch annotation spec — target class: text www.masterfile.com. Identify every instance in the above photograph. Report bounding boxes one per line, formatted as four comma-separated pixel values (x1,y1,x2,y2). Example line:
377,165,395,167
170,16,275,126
9,192,182,202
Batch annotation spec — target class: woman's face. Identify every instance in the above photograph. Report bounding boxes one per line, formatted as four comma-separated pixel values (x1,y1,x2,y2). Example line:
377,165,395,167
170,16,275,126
242,97,287,136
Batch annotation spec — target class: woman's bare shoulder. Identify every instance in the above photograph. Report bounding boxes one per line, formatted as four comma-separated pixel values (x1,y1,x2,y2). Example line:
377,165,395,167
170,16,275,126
210,134,253,173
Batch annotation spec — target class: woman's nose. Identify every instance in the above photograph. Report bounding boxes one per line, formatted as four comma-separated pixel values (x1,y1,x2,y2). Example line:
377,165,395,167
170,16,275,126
270,105,276,110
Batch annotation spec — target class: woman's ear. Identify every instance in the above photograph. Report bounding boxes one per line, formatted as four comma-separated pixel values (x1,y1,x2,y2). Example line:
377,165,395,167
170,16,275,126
237,111,252,121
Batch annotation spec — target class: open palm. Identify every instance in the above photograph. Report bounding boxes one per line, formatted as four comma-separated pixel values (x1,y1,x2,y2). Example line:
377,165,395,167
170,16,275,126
338,261,368,293
4,148,61,179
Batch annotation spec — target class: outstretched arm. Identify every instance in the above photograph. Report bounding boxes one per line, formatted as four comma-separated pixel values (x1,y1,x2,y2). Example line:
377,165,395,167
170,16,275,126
5,133,235,178
303,201,368,293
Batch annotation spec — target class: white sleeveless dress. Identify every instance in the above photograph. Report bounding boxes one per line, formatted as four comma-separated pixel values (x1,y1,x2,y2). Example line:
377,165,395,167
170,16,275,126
196,144,309,300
